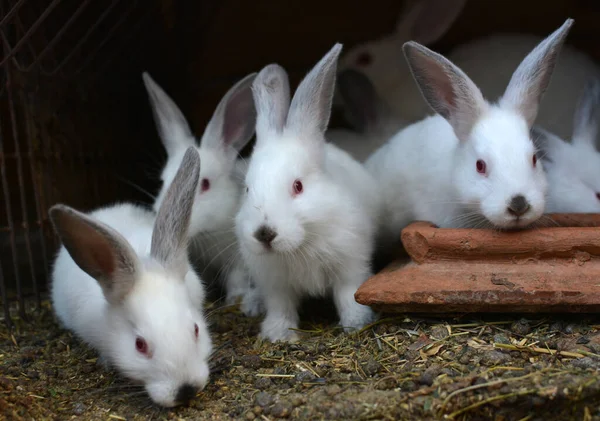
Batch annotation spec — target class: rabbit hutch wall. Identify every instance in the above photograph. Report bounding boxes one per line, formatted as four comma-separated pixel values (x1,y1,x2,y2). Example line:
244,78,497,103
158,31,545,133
1,0,600,325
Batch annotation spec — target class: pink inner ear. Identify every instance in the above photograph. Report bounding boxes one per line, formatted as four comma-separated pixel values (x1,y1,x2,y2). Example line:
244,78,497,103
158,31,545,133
87,237,116,276
356,52,373,67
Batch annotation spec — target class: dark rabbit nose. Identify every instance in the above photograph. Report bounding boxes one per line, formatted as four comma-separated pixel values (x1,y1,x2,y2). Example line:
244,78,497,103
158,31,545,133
507,195,530,216
254,225,277,246
176,383,198,405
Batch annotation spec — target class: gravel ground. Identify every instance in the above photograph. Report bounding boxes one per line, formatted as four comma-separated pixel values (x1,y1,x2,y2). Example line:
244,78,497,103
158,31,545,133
2,298,600,421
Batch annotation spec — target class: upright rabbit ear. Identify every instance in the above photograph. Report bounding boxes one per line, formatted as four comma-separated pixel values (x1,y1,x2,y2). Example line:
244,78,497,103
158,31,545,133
252,64,291,141
403,41,487,141
201,73,258,160
49,205,139,305
531,126,563,162
337,69,390,132
151,147,200,278
500,19,574,128
142,72,195,157
394,0,466,45
572,78,600,150
287,43,343,138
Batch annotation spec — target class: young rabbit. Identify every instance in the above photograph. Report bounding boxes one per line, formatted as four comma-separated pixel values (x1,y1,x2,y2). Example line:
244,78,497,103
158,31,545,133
365,19,573,250
336,0,467,123
142,72,262,316
235,44,382,343
50,148,212,407
327,69,405,162
532,78,600,213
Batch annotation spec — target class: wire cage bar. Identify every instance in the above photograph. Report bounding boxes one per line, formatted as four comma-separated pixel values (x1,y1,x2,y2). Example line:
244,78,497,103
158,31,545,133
0,0,163,327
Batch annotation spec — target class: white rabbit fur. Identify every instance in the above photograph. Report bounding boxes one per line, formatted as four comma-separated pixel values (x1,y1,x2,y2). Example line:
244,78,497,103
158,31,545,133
532,78,600,213
366,20,574,250
336,0,467,123
235,44,382,343
50,148,212,408
338,1,600,140
142,72,263,316
327,69,405,162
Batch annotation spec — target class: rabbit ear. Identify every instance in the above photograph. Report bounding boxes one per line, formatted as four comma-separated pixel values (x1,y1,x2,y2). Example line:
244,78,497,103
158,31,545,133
500,19,574,128
287,43,343,137
531,126,563,162
252,64,291,141
151,147,200,278
201,73,258,160
572,78,600,150
394,0,466,45
403,41,487,141
49,205,139,305
142,72,195,156
337,69,390,132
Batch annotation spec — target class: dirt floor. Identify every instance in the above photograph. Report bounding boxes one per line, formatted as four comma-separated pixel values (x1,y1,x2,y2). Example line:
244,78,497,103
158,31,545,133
2,297,600,421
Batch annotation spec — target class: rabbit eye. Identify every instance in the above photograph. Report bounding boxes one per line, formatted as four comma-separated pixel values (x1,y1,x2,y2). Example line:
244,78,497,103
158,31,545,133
200,178,210,193
596,193,600,202
194,323,199,339
293,179,303,196
532,154,537,167
356,52,372,66
135,336,149,356
476,159,487,175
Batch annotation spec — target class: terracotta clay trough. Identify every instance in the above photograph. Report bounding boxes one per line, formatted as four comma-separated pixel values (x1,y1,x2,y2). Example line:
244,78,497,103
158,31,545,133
355,214,600,314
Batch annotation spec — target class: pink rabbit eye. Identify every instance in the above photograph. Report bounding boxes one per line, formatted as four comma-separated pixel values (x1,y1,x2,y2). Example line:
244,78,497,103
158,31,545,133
200,178,210,193
476,159,487,175
293,179,303,196
194,323,199,339
356,52,372,66
135,336,148,355
532,154,537,167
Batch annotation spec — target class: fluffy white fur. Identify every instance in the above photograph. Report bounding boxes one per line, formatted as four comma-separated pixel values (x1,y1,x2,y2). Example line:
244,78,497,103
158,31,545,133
50,148,212,408
143,72,262,316
235,44,382,343
338,3,598,140
365,20,573,250
533,78,600,213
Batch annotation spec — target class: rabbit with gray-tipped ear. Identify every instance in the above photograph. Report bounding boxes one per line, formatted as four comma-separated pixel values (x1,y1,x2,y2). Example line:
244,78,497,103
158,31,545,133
532,77,600,213
142,72,263,316
327,69,405,162
365,19,574,252
50,148,212,408
235,43,382,343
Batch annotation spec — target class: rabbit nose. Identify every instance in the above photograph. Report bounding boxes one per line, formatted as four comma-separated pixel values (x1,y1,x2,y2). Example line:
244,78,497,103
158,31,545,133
254,225,277,247
176,383,198,406
507,195,530,216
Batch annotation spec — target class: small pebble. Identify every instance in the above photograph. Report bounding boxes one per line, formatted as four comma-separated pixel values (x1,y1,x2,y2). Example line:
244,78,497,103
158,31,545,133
240,355,262,369
295,371,316,383
253,406,263,415
361,358,381,376
576,336,590,344
255,391,274,408
430,326,448,340
254,377,272,390
72,402,86,416
326,384,341,396
375,377,398,390
270,401,293,418
564,324,577,334
493,333,511,344
289,393,306,407
482,350,511,366
571,357,599,370
511,319,531,336
245,411,256,420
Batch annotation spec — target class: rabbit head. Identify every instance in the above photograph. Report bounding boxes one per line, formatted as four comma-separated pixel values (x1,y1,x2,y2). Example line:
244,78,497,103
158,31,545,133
143,72,257,235
533,77,600,213
237,44,346,255
403,19,574,228
49,148,212,408
336,0,466,117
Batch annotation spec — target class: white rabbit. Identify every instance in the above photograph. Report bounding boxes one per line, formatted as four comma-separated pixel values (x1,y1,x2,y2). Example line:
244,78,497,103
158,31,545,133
336,0,467,123
327,69,405,162
235,44,381,343
50,148,212,408
142,72,263,316
532,77,600,213
365,19,573,250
